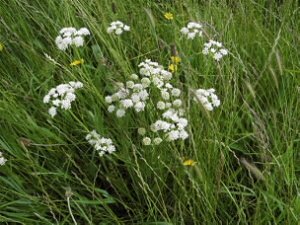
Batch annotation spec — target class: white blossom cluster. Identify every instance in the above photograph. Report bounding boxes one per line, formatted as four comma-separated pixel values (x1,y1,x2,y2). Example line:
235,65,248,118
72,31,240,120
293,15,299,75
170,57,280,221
202,40,228,61
150,85,189,142
105,59,172,118
43,81,83,117
0,152,7,166
180,22,203,39
193,88,221,111
105,78,150,117
138,59,172,85
55,27,90,51
139,59,188,143
107,21,130,35
86,130,116,157
105,59,188,144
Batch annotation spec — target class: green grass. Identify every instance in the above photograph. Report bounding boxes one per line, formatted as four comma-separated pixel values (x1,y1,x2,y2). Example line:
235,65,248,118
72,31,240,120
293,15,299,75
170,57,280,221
0,0,299,224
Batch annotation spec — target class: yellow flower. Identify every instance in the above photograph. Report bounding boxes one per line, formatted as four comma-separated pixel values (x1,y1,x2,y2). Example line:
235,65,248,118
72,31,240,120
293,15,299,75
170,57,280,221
168,63,177,73
164,12,174,20
70,59,84,66
171,56,181,64
183,159,197,166
0,43,4,51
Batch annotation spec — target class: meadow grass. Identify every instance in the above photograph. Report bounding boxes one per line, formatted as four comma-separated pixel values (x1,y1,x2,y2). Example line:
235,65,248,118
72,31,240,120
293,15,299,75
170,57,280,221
0,0,299,224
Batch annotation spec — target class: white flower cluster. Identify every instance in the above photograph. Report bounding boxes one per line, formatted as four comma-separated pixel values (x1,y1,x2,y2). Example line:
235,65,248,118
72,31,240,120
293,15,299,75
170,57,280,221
105,78,150,117
138,59,172,84
0,152,7,166
55,27,90,51
150,86,188,142
180,22,203,39
43,81,83,117
202,40,228,61
105,59,173,118
139,59,188,142
193,88,221,111
86,130,116,157
107,21,130,35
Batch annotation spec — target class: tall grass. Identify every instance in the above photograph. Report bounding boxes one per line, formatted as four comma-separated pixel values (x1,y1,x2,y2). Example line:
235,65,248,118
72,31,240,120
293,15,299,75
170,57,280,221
0,0,299,224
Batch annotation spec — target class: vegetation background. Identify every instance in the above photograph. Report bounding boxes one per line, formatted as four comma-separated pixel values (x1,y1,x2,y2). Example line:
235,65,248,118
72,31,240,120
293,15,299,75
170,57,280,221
0,0,299,224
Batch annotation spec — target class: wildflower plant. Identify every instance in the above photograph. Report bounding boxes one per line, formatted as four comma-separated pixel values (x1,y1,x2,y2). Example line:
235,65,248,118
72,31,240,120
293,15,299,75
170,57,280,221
86,130,116,157
168,56,181,73
70,59,84,66
43,81,83,117
55,27,90,51
107,21,130,35
183,159,197,166
105,59,189,144
164,12,174,20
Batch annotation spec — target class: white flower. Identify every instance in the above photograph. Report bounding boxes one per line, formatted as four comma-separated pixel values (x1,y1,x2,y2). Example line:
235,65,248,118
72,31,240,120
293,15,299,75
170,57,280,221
142,137,151,145
173,99,182,107
171,88,181,97
180,27,189,34
65,92,76,101
111,94,120,102
105,96,112,104
179,130,189,139
62,37,72,46
48,107,57,117
0,152,7,166
61,99,71,109
138,127,146,136
193,88,221,111
86,130,116,156
123,25,130,31
77,27,90,36
108,105,115,113
43,95,50,103
55,27,90,50
187,32,196,39
181,22,203,40
165,83,173,89
107,27,114,33
52,99,61,106
138,90,149,101
116,109,126,117
73,36,84,47
167,130,179,141
161,91,170,100
134,101,145,112
126,81,135,89
141,77,151,87
107,21,130,36
130,74,139,80
165,102,172,108
157,101,166,110
153,137,162,145
115,28,123,35
202,40,228,61
121,99,133,108
131,93,140,103
151,120,171,132
43,81,83,117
